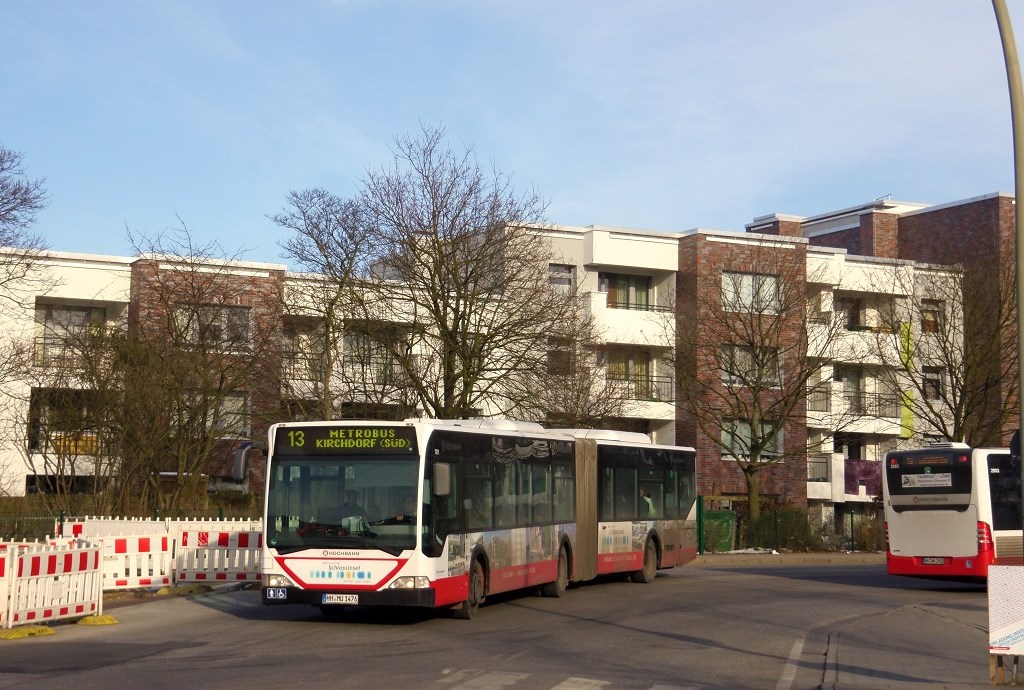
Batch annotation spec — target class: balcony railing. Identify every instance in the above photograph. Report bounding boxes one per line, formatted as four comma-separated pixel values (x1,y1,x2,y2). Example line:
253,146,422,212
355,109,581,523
606,374,674,402
807,454,831,482
843,392,900,419
34,335,86,368
30,431,104,457
605,300,673,313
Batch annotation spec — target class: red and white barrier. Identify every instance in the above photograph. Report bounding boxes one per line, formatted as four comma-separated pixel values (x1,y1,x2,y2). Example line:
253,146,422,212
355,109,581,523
175,530,262,583
2,539,103,629
101,534,173,590
58,516,166,538
48,518,267,591
60,516,263,539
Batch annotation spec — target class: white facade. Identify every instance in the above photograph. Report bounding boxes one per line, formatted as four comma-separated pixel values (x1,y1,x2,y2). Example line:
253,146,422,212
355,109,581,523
544,225,679,445
0,232,959,509
0,250,133,495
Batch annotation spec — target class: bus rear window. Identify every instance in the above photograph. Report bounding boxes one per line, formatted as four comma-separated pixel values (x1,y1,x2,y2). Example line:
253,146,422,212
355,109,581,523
884,449,972,511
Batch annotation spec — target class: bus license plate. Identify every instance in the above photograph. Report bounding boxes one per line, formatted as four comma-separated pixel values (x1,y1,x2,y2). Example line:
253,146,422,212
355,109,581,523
322,594,359,605
922,557,945,565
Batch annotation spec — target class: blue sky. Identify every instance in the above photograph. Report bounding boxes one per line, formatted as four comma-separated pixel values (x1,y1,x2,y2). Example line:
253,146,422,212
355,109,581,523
1,1,1017,264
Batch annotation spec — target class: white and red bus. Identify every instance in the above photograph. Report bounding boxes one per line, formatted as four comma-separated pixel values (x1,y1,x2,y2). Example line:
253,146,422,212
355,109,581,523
883,443,1023,580
260,419,697,618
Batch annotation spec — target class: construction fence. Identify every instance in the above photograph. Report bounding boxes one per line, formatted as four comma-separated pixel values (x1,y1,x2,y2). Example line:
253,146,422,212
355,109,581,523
0,516,264,629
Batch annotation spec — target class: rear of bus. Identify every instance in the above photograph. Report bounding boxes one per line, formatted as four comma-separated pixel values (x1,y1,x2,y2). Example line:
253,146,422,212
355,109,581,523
882,444,988,580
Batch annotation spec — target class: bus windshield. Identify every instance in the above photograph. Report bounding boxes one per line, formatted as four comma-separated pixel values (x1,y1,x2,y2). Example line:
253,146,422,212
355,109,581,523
266,456,422,555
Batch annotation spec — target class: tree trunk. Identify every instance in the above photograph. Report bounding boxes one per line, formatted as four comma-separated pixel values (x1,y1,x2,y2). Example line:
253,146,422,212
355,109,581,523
745,469,761,521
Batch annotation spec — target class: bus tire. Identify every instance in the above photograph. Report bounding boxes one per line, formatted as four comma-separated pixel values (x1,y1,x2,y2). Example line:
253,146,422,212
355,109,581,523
631,539,657,584
453,558,485,619
541,545,569,598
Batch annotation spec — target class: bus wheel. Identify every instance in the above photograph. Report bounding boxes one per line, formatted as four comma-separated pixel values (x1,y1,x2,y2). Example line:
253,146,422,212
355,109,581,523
541,546,569,598
631,540,657,584
453,558,485,619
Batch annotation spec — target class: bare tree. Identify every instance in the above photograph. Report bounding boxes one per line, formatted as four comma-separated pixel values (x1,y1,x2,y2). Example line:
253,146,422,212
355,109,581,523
868,257,1017,446
523,340,638,428
0,147,48,496
0,147,48,306
275,190,419,420
276,125,599,421
675,238,853,520
119,225,283,510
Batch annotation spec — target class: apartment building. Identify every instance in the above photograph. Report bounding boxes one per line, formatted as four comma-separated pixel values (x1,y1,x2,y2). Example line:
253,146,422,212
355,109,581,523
0,251,287,499
544,225,680,444
743,192,1016,527
0,192,1007,526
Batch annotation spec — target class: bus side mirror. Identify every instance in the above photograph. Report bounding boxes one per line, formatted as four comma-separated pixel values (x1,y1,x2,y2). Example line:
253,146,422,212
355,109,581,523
433,463,451,496
232,441,267,481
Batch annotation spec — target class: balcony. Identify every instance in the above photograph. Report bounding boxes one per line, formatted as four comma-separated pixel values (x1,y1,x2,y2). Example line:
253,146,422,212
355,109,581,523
340,355,418,388
607,374,674,402
282,349,326,382
588,293,673,347
31,431,103,457
843,392,900,419
34,335,87,368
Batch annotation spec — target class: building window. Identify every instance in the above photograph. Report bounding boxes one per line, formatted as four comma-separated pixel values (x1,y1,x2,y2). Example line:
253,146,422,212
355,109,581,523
176,390,250,439
34,303,106,366
720,344,780,387
548,264,575,294
546,337,575,376
342,325,416,386
598,272,651,310
720,418,782,459
922,367,944,400
283,319,326,382
835,297,865,330
603,348,655,399
921,299,943,334
721,272,779,314
173,304,251,351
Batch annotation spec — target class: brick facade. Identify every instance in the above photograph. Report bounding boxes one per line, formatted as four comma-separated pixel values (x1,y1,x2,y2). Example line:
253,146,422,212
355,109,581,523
676,233,808,506
127,258,285,489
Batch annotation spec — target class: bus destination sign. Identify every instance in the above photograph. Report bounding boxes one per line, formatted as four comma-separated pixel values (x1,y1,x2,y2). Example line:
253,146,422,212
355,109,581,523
274,425,418,455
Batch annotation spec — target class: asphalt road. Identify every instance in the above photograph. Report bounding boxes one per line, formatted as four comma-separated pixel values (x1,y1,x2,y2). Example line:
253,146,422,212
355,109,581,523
0,555,996,690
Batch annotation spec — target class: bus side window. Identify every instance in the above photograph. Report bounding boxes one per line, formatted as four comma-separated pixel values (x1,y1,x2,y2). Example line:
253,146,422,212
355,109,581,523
615,467,636,520
532,461,553,523
553,462,575,522
517,462,532,525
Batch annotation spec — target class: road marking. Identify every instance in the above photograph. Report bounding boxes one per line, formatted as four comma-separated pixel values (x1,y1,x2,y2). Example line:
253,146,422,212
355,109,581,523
550,679,610,689
775,637,805,690
437,669,530,688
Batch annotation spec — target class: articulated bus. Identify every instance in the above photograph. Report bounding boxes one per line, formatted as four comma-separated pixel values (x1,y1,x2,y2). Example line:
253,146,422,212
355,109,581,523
260,419,697,618
882,443,1023,580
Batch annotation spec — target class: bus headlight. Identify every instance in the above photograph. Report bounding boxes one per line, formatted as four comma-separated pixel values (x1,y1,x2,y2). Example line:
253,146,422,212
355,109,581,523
389,576,430,589
266,574,296,588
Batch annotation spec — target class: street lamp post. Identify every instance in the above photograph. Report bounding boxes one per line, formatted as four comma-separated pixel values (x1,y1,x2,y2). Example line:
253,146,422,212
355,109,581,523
991,0,1024,558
